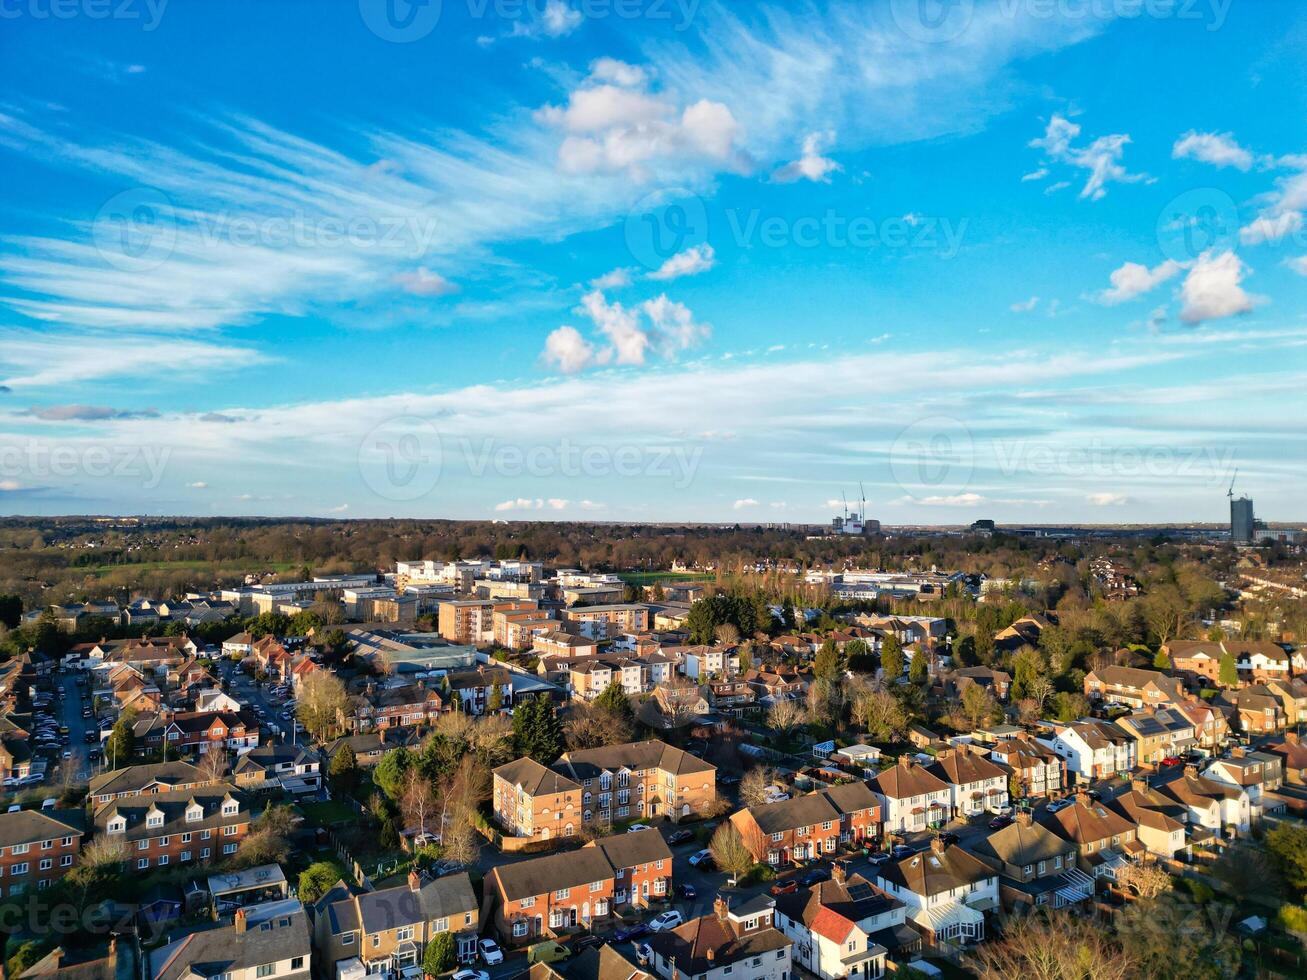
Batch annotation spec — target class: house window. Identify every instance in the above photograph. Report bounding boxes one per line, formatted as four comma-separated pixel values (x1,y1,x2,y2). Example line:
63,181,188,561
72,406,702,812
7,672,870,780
137,858,148,870
12,844,27,855
181,851,191,862
513,921,528,938
256,966,275,979
291,958,305,971
396,927,414,942
520,897,535,909
342,934,354,946
556,888,570,899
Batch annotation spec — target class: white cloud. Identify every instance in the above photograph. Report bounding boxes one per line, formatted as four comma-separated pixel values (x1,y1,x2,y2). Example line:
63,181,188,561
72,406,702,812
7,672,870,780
772,131,841,183
542,325,598,374
1087,492,1129,506
1020,167,1048,182
327,503,349,513
1240,211,1303,245
589,58,647,88
589,267,634,290
733,498,759,509
916,493,985,507
187,481,208,489
496,0,583,40
578,500,606,511
1010,296,1039,313
494,497,545,511
394,267,457,296
1172,131,1254,171
0,480,22,492
1029,114,1147,201
1179,250,1256,324
547,498,568,510
1289,255,1307,277
648,243,715,281
543,290,709,372
1097,259,1183,305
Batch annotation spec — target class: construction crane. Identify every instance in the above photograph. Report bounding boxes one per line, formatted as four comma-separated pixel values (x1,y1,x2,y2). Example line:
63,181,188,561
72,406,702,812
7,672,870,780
1227,468,1238,499
859,482,868,521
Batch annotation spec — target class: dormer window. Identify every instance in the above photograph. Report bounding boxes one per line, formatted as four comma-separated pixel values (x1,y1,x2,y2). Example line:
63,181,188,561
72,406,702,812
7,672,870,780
221,801,239,816
186,804,204,822
146,810,164,828
108,818,126,834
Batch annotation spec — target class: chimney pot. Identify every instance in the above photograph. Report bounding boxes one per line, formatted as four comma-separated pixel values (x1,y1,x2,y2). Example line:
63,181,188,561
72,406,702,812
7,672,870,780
234,909,247,934
832,860,848,884
1131,776,1148,794
1184,763,1198,779
930,836,946,854
1075,789,1091,807
408,870,422,892
714,894,729,921
1286,732,1300,745
1015,810,1033,827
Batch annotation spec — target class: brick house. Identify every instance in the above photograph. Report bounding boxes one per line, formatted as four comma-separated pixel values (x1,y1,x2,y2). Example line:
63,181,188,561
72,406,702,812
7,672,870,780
94,785,252,869
1082,666,1187,708
987,735,1065,800
492,757,583,840
552,740,717,825
0,809,84,898
445,666,513,715
314,870,480,974
486,828,672,943
1037,789,1144,879
730,793,844,866
133,710,260,757
88,761,214,808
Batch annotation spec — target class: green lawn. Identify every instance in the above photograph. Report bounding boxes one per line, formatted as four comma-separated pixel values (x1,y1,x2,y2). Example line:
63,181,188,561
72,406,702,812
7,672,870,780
85,559,301,577
297,800,357,827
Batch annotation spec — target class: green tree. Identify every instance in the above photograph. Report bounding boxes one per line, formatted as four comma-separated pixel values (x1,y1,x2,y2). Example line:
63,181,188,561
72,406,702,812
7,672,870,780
880,635,904,681
105,710,136,769
737,642,754,674
512,695,564,764
813,639,841,681
908,650,928,685
0,594,21,630
1265,823,1307,895
487,683,503,713
1153,649,1171,669
593,681,635,726
329,744,359,794
298,861,344,905
424,931,456,975
373,747,413,802
1218,652,1238,687
845,638,876,673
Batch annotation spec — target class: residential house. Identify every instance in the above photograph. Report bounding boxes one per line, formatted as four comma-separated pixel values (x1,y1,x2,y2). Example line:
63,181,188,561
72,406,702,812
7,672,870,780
445,665,513,715
966,810,1092,911
729,794,844,866
527,945,651,980
231,745,321,794
772,864,892,980
1203,750,1283,819
0,809,84,898
492,757,583,840
1036,719,1136,782
1082,666,1188,709
1165,639,1297,687
1115,707,1198,766
552,740,717,824
88,761,214,808
644,896,792,980
926,747,1009,818
132,710,260,757
1216,686,1287,734
1104,776,1189,860
1264,732,1307,786
94,785,252,869
1171,699,1231,752
993,614,1054,654
987,735,1064,800
314,870,480,974
947,667,1012,702
351,680,444,732
151,898,310,980
1264,677,1307,726
1037,789,1143,880
872,838,998,944
867,756,951,834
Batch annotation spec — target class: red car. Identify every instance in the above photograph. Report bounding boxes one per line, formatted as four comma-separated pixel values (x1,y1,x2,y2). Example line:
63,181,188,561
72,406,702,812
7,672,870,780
1161,756,1181,767
770,880,799,896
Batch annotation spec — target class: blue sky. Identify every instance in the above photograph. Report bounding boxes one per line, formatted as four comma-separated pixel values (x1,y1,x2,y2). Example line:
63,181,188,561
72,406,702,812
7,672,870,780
1,0,1305,523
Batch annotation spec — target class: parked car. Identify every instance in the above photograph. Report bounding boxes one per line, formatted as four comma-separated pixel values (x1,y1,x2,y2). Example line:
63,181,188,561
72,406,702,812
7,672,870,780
800,867,831,887
676,883,697,900
1046,798,1073,813
769,880,799,896
478,939,504,966
867,850,893,866
570,936,604,954
627,824,654,834
648,910,684,932
890,845,914,860
936,832,959,846
452,970,489,980
688,849,714,868
667,829,694,845
1161,756,1181,767
613,922,649,942
988,815,1014,830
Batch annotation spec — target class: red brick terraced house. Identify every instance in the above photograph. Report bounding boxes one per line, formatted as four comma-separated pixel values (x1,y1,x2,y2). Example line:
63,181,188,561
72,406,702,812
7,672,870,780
87,761,215,808
814,782,882,848
485,828,673,943
0,809,84,898
94,785,252,869
133,710,260,757
730,793,844,866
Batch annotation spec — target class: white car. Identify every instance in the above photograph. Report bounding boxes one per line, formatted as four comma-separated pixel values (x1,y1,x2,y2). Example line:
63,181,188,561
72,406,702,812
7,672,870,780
627,823,654,833
478,939,504,965
688,849,714,868
453,971,489,980
649,910,684,932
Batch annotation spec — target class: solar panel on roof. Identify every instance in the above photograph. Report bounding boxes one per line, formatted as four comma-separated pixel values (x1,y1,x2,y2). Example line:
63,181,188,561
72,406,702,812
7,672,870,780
847,884,873,901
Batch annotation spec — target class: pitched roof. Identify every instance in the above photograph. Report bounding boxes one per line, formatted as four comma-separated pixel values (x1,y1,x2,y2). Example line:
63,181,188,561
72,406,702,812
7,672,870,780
967,817,1070,869
490,848,615,902
151,900,310,980
354,872,477,934
645,908,791,974
0,809,85,849
88,761,208,797
1037,796,1136,844
495,756,580,796
554,739,715,780
740,794,841,835
868,760,949,800
877,843,994,897
589,828,673,869
926,749,1007,788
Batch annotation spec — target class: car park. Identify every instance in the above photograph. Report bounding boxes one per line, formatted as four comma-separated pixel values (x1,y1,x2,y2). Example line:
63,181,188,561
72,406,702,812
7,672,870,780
648,910,684,932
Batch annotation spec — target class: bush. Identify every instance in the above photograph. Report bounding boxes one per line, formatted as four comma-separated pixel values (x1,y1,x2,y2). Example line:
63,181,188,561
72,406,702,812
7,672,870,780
1179,877,1215,904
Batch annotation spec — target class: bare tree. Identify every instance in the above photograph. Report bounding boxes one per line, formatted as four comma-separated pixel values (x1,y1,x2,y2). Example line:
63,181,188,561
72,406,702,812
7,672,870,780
767,698,805,737
79,835,128,870
714,623,740,646
972,911,1134,980
852,687,906,742
960,683,998,730
1115,861,1173,900
198,745,230,783
657,676,704,729
739,765,778,808
296,671,349,741
710,822,754,884
401,768,437,837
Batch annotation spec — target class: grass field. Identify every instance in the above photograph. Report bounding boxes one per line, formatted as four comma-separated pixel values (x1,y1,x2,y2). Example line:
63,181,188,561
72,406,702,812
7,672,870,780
616,571,713,585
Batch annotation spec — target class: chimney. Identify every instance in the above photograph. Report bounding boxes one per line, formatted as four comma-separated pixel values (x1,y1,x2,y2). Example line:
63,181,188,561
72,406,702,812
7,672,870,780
1286,732,1299,745
705,948,715,964
1015,810,1033,827
408,870,422,892
107,936,118,970
898,755,912,769
1131,775,1148,794
714,894,729,921
832,859,849,884
1184,763,1198,779
1074,789,1091,807
930,835,946,855
234,909,247,934
1232,746,1246,758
